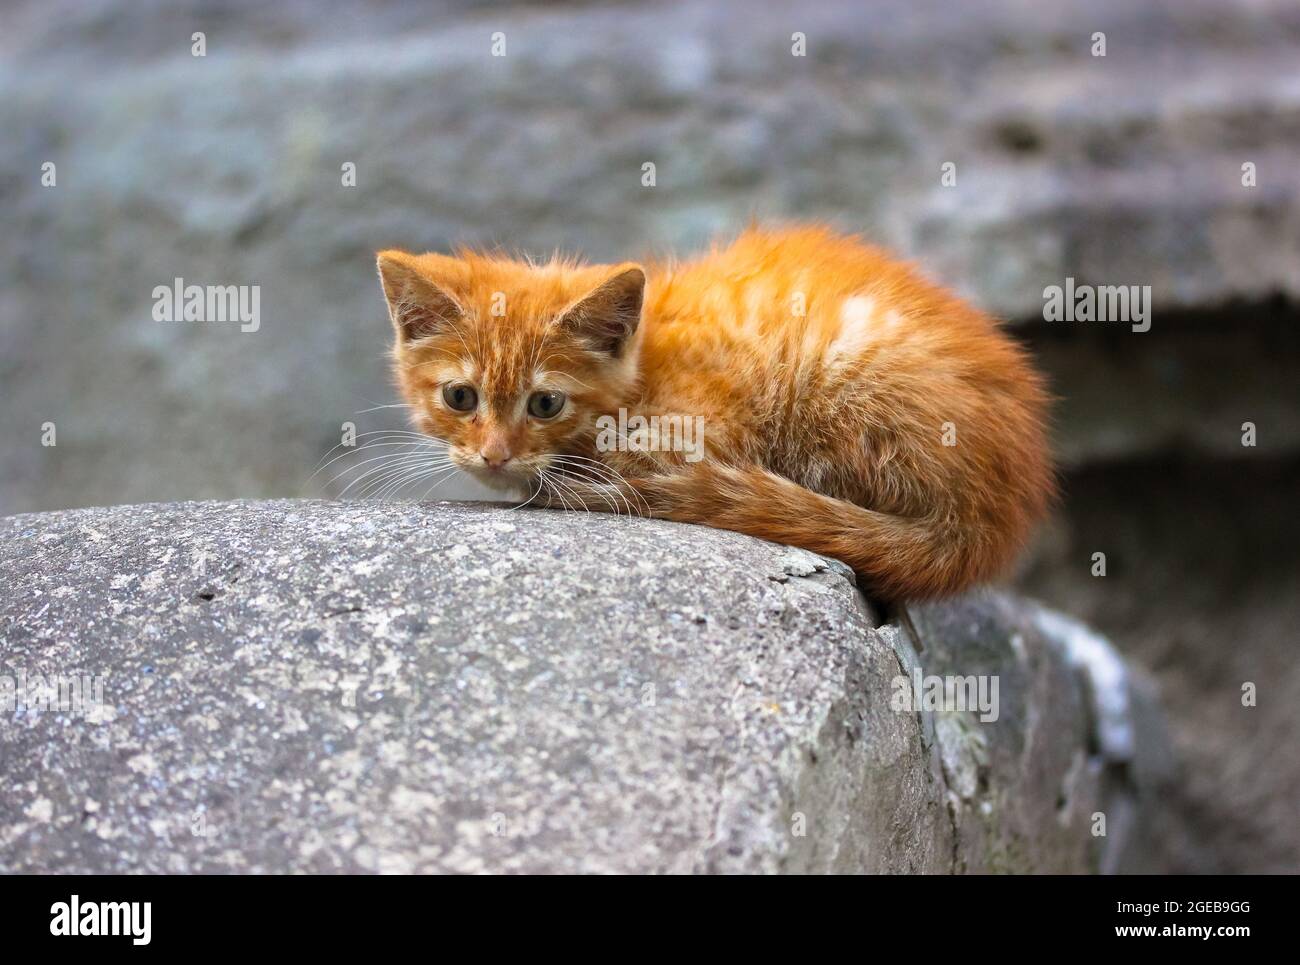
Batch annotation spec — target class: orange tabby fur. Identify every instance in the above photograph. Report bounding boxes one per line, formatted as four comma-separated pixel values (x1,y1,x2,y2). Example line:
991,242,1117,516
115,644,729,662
376,225,1052,601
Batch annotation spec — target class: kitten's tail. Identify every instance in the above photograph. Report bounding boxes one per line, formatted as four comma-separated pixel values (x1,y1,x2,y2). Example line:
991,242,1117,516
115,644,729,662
619,463,1025,601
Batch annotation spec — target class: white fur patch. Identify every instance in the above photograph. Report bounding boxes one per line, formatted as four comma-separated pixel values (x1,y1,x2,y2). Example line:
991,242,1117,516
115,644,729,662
826,295,878,366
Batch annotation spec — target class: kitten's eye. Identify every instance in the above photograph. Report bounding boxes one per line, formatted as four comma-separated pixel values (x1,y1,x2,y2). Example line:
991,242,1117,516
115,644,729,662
527,390,566,420
442,383,478,412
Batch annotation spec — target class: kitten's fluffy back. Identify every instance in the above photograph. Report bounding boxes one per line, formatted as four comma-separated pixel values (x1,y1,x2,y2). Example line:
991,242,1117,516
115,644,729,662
630,225,1053,596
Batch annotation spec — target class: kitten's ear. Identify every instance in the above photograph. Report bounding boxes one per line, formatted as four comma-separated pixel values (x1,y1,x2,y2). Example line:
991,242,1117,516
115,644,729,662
376,250,465,342
556,265,645,358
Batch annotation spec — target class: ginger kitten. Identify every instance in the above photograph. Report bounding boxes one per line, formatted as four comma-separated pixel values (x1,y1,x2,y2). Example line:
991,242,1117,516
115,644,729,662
376,226,1052,601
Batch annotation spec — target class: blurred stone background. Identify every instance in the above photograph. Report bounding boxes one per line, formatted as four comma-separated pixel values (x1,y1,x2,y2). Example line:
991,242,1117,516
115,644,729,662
1,0,1297,871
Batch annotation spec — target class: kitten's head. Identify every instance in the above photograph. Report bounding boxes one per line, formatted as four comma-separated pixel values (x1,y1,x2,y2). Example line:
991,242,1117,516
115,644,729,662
377,248,645,491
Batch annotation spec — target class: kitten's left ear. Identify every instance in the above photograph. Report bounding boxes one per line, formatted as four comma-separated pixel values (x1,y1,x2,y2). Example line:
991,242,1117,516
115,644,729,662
557,265,645,358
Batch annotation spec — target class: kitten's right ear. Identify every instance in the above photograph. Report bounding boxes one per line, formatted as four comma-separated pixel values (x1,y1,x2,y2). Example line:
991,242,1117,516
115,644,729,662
376,250,465,342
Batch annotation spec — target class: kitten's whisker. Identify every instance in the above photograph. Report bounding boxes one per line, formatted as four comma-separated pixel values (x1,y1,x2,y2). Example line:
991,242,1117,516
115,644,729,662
527,335,543,376
415,466,463,502
364,457,454,494
311,430,446,472
446,320,477,365
544,474,591,514
338,454,450,497
352,429,441,439
549,457,648,517
375,464,457,501
364,461,456,501
564,452,655,515
561,473,625,516
550,465,634,518
536,366,596,392
313,440,448,478
328,450,452,491
362,460,441,499
541,470,573,513
511,477,546,512
344,464,430,500
334,458,430,495
549,462,629,516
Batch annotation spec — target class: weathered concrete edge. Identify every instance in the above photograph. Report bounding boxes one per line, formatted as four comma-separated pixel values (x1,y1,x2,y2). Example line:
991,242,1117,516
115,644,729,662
887,596,1172,874
1028,606,1176,874
737,561,955,873
713,548,1171,872
0,500,1170,873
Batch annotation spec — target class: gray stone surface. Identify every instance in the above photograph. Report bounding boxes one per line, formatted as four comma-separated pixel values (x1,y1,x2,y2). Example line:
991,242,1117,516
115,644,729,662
0,499,1168,873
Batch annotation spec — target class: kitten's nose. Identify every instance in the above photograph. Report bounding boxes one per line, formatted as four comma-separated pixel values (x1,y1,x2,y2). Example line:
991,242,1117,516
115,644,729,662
479,439,512,470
